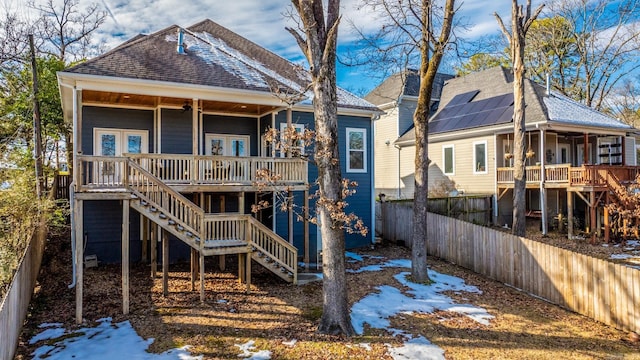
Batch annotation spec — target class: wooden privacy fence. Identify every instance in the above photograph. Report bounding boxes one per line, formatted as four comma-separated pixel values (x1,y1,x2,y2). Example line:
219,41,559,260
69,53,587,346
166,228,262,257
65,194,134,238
0,216,48,360
427,195,492,225
379,202,640,334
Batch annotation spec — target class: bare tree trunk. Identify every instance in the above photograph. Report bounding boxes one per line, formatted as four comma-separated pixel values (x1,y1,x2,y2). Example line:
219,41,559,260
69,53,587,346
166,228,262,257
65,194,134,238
411,0,455,283
495,0,544,237
289,0,354,336
29,34,44,198
315,79,352,334
512,28,527,236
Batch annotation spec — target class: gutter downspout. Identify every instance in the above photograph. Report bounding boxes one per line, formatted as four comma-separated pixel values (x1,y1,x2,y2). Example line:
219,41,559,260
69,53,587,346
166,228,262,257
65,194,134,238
394,144,401,199
68,182,76,288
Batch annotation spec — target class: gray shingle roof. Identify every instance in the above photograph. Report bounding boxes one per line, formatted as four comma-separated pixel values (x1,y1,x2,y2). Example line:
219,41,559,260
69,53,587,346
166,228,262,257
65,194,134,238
544,91,632,129
64,19,377,111
364,69,453,106
395,66,631,144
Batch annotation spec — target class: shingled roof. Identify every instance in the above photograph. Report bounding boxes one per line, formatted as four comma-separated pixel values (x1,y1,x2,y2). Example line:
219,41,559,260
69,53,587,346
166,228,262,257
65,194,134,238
364,69,454,106
64,19,377,111
395,66,631,144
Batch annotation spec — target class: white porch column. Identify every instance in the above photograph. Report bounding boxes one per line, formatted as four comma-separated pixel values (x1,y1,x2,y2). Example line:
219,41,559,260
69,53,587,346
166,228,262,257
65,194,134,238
540,128,547,235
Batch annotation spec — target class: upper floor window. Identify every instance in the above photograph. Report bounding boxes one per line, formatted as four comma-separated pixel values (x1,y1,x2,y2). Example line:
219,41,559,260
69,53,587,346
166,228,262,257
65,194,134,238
443,144,454,175
346,128,367,173
473,140,488,174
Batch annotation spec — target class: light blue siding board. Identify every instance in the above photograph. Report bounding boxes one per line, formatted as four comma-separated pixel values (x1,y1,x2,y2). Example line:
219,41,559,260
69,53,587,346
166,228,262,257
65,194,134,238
82,107,154,155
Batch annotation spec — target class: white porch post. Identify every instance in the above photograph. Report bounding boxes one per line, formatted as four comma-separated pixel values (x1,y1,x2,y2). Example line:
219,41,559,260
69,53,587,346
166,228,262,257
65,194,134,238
540,128,547,235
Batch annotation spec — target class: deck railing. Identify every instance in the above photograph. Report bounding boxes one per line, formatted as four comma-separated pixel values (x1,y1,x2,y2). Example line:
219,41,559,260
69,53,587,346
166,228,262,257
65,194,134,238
497,164,640,187
128,154,308,185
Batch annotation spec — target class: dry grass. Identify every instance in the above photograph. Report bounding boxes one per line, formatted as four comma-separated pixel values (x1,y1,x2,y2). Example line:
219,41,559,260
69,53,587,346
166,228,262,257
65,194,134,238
15,233,640,359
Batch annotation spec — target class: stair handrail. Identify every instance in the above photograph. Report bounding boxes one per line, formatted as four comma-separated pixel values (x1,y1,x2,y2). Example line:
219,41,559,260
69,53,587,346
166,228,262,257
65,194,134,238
126,159,205,244
246,216,298,275
602,169,633,210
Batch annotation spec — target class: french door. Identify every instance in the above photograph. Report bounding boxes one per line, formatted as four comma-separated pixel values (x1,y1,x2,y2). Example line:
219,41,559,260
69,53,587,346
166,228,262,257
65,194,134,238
94,128,148,183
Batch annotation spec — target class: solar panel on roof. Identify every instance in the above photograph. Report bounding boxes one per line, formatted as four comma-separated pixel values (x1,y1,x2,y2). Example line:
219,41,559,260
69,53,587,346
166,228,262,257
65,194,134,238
447,90,480,107
429,93,514,134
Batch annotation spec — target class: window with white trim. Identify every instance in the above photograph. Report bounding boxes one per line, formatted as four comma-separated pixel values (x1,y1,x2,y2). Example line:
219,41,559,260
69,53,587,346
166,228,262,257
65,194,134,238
280,123,305,157
473,140,488,174
443,144,454,175
346,128,367,173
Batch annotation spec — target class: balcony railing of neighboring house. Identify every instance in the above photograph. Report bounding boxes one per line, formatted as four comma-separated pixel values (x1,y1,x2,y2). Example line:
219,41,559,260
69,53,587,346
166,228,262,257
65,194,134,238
496,164,640,187
76,154,308,191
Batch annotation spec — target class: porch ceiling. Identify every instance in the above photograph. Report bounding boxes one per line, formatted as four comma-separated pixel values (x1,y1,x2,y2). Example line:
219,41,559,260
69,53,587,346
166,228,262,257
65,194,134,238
82,90,279,116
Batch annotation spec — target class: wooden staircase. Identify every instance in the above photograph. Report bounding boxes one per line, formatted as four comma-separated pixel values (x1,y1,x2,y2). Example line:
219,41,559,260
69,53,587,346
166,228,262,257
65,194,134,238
126,160,298,284
599,169,640,240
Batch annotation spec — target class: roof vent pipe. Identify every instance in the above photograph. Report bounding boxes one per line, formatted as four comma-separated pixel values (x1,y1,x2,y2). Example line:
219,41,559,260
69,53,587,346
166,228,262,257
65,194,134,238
177,28,185,54
546,72,551,96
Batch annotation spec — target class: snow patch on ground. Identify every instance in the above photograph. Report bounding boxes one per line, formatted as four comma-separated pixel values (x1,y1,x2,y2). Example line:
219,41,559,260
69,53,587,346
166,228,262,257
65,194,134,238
282,339,297,347
31,318,202,359
387,336,445,360
235,340,271,359
350,259,492,359
611,254,637,260
347,259,411,273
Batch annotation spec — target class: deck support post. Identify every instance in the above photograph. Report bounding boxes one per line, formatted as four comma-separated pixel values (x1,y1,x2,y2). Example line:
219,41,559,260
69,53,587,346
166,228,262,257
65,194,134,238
219,195,226,271
142,217,148,262
245,250,251,293
162,229,169,297
288,190,293,245
596,204,602,237
604,193,610,243
238,254,245,284
567,191,574,239
151,222,157,278
122,199,130,315
199,252,205,303
75,199,83,324
539,129,547,235
304,188,309,271
190,249,197,291
590,190,596,244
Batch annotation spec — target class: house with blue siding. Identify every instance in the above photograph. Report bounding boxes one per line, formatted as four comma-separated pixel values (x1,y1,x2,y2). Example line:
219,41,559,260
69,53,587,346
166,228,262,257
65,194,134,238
57,19,379,322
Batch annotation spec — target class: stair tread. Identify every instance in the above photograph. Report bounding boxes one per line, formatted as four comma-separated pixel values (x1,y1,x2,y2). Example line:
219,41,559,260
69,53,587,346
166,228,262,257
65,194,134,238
203,239,248,248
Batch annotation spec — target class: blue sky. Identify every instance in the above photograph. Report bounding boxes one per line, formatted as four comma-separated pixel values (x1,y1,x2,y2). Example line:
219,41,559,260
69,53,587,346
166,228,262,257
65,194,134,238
17,0,544,94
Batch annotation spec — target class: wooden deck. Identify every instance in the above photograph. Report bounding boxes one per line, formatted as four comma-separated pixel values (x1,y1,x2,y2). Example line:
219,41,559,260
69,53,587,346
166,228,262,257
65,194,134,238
75,154,309,193
497,164,640,190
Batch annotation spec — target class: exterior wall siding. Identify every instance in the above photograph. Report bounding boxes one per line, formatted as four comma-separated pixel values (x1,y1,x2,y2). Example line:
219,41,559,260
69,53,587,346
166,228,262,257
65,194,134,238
428,134,496,195
274,110,373,261
160,108,192,154
374,108,401,198
82,201,191,264
81,106,154,155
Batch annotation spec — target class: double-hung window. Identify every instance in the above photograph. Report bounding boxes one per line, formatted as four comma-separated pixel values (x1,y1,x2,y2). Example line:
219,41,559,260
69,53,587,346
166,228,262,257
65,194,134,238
346,128,366,173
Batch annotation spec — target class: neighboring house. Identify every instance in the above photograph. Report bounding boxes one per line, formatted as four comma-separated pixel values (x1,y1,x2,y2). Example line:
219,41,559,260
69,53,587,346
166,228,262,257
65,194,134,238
365,70,453,199
393,66,639,238
57,19,379,321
